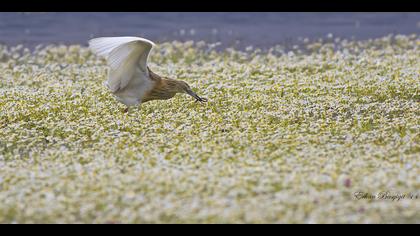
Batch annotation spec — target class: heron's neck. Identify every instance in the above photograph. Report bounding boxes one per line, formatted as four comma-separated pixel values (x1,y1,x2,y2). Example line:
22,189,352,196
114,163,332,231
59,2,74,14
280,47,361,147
159,78,185,92
147,67,183,89
143,78,181,102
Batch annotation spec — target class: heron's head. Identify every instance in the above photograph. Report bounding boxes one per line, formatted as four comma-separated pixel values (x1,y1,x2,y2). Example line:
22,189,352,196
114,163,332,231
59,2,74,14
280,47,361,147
173,80,207,103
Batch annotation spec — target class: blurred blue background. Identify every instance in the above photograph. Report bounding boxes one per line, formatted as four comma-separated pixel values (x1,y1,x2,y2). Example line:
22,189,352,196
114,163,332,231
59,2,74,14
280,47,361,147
0,12,419,48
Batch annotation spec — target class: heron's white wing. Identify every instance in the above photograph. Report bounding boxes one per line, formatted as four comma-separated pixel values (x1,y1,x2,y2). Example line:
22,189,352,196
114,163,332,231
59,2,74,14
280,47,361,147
89,37,155,92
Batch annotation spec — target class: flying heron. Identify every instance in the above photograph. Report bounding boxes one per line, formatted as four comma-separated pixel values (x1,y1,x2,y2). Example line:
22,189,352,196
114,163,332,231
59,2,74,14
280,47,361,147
89,36,207,112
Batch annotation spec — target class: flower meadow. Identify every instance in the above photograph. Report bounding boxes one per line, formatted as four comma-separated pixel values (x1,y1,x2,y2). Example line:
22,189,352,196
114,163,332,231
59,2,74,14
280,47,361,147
0,35,419,223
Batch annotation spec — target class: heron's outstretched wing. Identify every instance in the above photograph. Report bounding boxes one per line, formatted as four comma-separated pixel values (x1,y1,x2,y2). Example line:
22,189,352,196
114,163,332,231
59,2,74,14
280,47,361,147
89,37,155,92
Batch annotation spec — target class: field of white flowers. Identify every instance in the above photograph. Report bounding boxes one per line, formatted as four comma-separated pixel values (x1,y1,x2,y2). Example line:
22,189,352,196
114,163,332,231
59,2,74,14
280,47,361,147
0,35,419,223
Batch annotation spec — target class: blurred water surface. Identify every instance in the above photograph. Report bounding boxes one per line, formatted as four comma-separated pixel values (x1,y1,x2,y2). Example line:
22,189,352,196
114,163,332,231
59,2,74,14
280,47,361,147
0,12,419,48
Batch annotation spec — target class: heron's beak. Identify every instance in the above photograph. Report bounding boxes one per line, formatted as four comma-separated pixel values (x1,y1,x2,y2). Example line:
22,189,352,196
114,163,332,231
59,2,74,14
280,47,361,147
187,90,208,103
